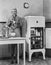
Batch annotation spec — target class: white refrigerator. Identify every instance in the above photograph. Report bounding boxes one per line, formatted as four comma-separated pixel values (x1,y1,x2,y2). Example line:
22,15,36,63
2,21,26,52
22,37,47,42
46,28,51,48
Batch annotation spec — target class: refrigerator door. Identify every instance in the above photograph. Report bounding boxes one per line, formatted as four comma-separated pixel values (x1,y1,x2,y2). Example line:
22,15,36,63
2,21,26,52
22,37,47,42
46,28,51,48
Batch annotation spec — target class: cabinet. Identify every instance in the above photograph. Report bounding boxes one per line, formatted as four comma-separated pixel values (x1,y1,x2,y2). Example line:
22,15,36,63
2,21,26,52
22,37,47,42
25,16,46,61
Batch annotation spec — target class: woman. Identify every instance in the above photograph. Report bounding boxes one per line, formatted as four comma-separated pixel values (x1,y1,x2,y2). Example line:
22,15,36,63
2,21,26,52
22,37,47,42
7,8,23,64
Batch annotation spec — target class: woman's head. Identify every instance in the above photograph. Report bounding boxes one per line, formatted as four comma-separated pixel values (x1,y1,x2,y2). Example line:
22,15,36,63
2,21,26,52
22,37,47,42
11,8,17,17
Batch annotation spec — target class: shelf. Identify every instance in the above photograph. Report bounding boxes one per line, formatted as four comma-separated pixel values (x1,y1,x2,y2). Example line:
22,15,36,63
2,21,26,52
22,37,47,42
35,36,42,37
30,27,43,49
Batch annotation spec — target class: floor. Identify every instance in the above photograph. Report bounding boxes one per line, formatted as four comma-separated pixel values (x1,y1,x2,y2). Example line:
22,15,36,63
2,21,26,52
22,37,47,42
0,57,51,65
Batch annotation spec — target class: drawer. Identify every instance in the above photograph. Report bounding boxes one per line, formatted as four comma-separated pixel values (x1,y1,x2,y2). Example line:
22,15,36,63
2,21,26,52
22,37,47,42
25,16,45,27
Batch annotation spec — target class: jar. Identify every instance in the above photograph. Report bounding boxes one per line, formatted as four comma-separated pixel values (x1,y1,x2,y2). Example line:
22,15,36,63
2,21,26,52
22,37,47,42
2,25,6,37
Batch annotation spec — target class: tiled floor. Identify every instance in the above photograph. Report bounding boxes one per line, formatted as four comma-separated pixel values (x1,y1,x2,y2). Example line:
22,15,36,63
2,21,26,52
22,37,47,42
0,57,51,65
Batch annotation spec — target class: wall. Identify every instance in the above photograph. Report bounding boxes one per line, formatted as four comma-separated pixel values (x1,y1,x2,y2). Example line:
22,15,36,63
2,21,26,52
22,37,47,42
0,0,43,21
43,0,51,21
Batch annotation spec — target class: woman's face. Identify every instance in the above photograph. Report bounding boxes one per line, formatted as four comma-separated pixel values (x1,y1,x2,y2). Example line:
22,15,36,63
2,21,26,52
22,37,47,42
11,9,17,17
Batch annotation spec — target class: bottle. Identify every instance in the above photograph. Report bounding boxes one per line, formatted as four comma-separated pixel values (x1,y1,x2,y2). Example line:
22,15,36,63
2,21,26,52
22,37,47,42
5,24,9,37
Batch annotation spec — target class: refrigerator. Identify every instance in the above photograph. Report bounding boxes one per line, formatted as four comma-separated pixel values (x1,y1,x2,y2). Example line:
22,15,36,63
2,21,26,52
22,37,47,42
46,28,51,57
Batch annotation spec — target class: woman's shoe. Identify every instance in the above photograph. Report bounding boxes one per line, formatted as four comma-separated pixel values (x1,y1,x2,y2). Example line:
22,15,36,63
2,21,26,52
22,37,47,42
11,60,14,64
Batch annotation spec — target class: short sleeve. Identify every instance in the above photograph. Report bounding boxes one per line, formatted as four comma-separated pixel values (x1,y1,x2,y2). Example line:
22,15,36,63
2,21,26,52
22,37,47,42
22,18,27,37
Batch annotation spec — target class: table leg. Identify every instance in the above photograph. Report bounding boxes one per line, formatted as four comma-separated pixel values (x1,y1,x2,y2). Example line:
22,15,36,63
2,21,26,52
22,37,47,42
17,44,19,64
23,41,25,65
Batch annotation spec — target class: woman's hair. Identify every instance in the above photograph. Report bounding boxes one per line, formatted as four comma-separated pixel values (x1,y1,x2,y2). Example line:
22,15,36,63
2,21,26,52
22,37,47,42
12,8,17,13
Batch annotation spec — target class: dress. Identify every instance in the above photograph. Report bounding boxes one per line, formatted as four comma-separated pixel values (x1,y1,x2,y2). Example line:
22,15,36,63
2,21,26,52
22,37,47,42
7,15,23,63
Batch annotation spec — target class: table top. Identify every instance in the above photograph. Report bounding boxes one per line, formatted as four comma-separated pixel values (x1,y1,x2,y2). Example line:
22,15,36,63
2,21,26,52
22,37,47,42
0,37,26,44
0,37,26,40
